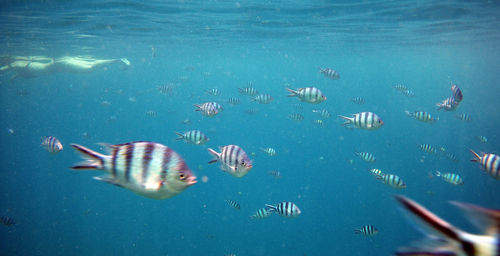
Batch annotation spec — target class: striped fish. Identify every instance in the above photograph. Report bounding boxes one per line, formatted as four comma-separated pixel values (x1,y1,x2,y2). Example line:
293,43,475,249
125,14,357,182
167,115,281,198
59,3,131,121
313,119,324,127
0,216,15,226
436,96,459,111
175,130,209,145
393,84,408,92
225,199,241,210
475,136,488,143
286,87,326,104
250,208,271,219
41,136,63,153
238,86,258,96
208,145,253,178
227,97,240,105
456,113,472,122
157,83,176,95
288,113,304,121
70,141,197,199
451,84,463,102
312,109,331,118
319,67,340,80
205,88,221,96
338,112,384,130
253,93,273,104
355,151,376,162
402,89,415,97
470,150,500,180
394,195,499,256
145,110,157,117
265,202,301,218
377,174,406,189
354,225,378,236
260,147,277,156
194,102,222,117
246,108,258,115
370,168,383,177
405,110,439,123
435,171,464,185
268,170,281,178
418,144,437,154
350,97,365,104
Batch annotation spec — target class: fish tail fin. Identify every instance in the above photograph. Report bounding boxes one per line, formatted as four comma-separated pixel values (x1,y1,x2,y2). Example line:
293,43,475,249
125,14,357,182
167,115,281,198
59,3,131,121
338,115,353,126
286,88,297,97
404,110,412,117
469,149,481,162
193,104,201,111
394,195,466,255
353,228,361,234
319,67,324,73
265,204,277,212
450,200,500,236
434,171,441,177
436,102,444,110
175,132,184,140
207,148,219,164
70,144,106,170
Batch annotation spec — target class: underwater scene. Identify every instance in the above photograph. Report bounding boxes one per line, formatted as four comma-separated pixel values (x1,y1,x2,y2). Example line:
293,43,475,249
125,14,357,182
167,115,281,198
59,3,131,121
1,1,500,255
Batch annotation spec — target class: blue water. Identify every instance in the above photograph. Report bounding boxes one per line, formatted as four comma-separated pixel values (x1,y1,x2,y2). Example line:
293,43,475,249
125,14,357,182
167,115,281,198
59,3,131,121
1,1,500,255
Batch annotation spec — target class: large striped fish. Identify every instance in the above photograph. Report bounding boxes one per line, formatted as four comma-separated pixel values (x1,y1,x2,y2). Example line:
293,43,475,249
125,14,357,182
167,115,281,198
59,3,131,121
338,112,384,130
470,150,500,180
286,87,326,104
207,145,253,178
394,195,500,256
70,141,197,199
265,202,301,218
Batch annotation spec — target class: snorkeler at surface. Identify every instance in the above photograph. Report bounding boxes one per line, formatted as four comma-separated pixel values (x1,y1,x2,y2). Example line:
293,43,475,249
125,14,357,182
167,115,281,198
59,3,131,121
0,55,131,80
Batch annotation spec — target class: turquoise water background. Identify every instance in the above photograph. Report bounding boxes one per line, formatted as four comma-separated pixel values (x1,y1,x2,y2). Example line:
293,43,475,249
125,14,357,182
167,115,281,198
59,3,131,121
1,1,500,255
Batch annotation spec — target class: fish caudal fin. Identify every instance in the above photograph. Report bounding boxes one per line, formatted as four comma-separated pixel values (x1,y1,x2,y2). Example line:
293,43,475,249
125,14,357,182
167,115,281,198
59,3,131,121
175,132,184,140
395,195,466,255
469,149,481,162
450,200,500,236
404,110,412,117
70,144,105,170
286,88,297,97
434,171,441,177
207,148,219,164
338,115,353,126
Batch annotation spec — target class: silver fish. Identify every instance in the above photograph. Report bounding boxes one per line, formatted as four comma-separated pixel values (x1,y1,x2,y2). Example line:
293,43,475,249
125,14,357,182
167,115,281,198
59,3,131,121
405,111,439,123
319,67,340,80
354,225,378,236
175,130,209,145
435,171,464,185
265,202,301,218
252,93,273,104
208,145,253,178
250,208,271,219
70,141,196,199
339,112,384,130
470,150,500,180
41,136,63,153
194,102,222,117
286,87,326,104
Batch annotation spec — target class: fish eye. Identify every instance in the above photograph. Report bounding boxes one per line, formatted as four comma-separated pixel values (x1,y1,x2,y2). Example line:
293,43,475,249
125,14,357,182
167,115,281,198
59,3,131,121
179,173,186,180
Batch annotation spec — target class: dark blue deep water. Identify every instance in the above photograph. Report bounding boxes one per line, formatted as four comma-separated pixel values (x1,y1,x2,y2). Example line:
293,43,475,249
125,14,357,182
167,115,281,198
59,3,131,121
1,1,500,255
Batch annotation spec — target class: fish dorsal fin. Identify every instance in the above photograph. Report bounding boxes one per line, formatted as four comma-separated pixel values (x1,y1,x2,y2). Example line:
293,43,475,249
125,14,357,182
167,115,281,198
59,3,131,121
450,201,500,236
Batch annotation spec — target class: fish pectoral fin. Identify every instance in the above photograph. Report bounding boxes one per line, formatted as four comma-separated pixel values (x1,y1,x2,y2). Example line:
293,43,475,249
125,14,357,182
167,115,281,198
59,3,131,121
142,181,162,191
93,176,124,188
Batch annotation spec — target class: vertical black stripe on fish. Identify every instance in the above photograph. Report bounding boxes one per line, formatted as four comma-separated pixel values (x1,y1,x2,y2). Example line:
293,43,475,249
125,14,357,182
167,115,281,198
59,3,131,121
228,145,236,167
124,143,134,182
111,146,118,178
142,142,155,181
161,147,173,185
234,146,242,170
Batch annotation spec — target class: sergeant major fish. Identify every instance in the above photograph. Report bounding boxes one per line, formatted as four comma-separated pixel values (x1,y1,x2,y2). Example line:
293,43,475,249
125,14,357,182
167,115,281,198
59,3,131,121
194,102,222,117
70,141,197,199
376,174,406,189
394,195,499,256
265,202,301,218
208,145,253,178
354,225,378,236
175,130,209,145
252,93,273,104
355,151,376,162
286,87,326,104
338,112,384,130
319,67,340,80
405,110,439,123
470,149,500,180
41,136,63,153
434,171,464,185
250,208,271,219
